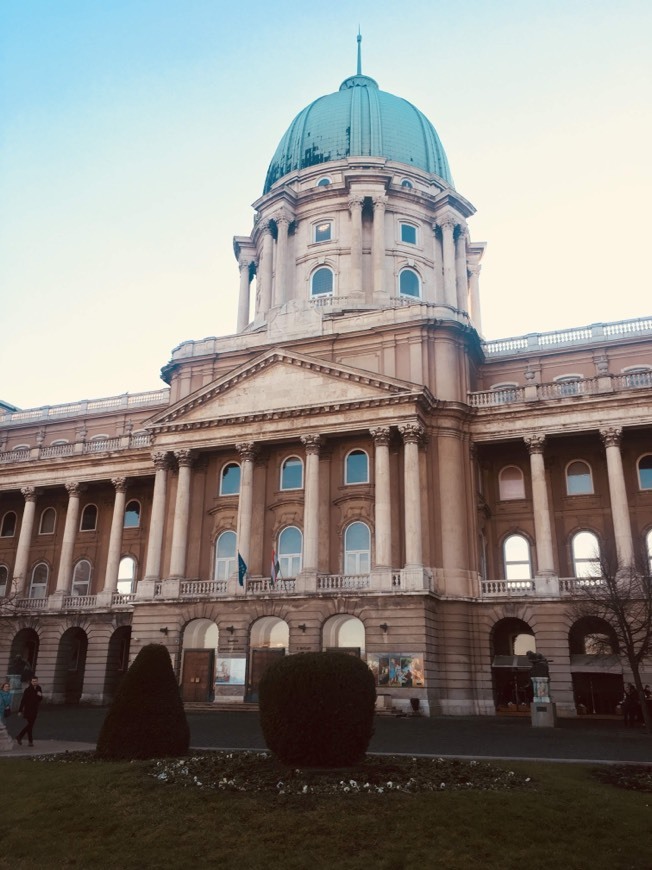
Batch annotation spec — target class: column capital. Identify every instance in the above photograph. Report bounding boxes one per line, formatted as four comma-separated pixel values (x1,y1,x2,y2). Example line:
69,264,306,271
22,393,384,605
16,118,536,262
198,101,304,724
235,441,258,462
398,422,425,445
455,224,468,241
274,213,291,229
372,195,388,210
348,195,364,211
65,481,83,498
439,216,457,232
174,448,194,467
524,434,546,455
370,426,391,446
21,486,37,502
600,426,623,448
238,258,252,273
259,220,273,237
111,476,127,493
468,263,481,277
300,434,322,455
152,451,170,470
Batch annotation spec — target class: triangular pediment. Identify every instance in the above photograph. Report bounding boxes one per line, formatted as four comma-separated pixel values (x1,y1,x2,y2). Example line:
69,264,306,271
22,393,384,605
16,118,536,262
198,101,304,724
148,348,421,428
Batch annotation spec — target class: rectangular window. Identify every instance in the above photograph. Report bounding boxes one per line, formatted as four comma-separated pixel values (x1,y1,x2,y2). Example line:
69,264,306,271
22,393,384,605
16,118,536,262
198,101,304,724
400,223,417,245
314,222,332,243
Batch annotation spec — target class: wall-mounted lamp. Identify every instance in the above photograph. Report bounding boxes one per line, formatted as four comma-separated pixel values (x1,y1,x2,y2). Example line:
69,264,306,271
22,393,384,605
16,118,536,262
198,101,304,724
159,627,169,636
298,624,307,633
226,625,235,634
379,623,389,634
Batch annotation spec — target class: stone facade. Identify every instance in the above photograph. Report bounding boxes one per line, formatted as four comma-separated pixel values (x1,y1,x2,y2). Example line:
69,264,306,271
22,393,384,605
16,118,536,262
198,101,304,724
1,64,651,716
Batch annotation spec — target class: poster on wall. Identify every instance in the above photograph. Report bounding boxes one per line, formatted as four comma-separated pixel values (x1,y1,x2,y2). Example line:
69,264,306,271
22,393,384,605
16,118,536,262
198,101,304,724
215,657,247,685
366,653,425,688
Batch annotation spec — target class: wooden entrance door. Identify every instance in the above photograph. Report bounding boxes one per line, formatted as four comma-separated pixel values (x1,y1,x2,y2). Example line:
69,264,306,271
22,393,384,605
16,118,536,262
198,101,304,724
245,648,285,702
181,649,214,702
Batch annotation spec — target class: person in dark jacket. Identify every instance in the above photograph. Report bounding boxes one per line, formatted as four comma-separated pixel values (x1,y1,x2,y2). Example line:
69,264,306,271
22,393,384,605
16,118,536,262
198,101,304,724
16,676,43,747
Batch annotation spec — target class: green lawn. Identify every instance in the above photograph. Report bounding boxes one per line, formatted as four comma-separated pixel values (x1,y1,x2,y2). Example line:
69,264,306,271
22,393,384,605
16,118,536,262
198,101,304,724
0,755,650,870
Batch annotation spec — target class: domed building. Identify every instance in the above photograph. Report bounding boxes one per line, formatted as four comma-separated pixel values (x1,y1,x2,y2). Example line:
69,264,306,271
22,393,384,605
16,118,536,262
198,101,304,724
1,47,651,717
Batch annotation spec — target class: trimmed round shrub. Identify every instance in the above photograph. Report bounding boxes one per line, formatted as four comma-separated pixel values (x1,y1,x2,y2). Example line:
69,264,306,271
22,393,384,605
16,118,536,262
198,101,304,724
97,643,190,760
259,652,376,767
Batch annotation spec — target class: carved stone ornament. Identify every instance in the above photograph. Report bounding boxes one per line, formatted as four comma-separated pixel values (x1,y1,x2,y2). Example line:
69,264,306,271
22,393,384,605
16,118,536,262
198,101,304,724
348,195,364,211
600,426,623,448
370,426,391,447
524,434,546,455
398,422,425,445
174,449,194,467
300,434,322,454
111,477,127,493
372,196,388,210
439,216,457,232
152,451,169,470
21,487,37,502
65,482,82,498
235,441,258,463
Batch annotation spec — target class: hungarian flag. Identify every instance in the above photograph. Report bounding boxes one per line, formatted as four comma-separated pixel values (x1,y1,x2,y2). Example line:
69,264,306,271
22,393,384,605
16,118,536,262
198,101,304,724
270,550,281,585
237,553,248,587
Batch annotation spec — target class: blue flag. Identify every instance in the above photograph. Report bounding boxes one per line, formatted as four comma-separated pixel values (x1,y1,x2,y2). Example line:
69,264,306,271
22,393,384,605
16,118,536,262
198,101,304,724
237,553,247,587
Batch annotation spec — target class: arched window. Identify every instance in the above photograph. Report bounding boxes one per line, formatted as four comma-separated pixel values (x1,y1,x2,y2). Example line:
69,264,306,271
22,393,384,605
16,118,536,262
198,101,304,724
400,178,413,189
399,268,420,298
39,508,56,535
345,450,369,485
344,522,371,574
29,562,49,598
498,466,525,500
124,500,140,528
571,530,601,578
214,531,237,581
0,565,9,597
72,559,92,596
503,534,532,580
638,455,652,490
1,511,17,537
278,526,302,577
311,266,333,297
316,177,331,187
281,456,303,490
220,463,241,496
80,504,98,532
566,460,593,495
117,556,137,595
554,375,582,396
646,529,652,575
622,365,652,388
490,383,519,404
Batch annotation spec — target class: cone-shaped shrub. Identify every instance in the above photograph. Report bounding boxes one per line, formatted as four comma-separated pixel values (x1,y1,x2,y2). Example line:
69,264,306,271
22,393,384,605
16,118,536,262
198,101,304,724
97,643,190,760
259,651,376,767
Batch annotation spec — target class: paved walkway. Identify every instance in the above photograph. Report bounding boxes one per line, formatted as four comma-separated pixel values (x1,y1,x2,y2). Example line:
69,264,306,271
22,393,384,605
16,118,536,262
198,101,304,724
1,706,650,763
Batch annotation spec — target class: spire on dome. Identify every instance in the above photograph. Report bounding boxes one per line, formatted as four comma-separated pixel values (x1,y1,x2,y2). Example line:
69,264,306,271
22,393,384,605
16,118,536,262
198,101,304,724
357,29,362,76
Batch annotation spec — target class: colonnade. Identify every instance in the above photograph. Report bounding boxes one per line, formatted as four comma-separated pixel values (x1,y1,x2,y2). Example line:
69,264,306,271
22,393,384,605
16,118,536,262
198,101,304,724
235,199,473,331
524,426,634,574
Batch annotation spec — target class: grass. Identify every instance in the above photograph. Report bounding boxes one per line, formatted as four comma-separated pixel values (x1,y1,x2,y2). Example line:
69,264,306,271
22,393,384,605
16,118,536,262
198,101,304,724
0,752,651,870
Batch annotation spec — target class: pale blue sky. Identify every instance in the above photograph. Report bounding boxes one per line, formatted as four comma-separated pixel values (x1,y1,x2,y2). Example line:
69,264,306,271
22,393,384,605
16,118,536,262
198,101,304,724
2,1,651,408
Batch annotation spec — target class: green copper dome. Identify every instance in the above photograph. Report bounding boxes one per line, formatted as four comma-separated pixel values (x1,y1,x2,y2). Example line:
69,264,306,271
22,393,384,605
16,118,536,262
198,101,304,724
263,73,453,193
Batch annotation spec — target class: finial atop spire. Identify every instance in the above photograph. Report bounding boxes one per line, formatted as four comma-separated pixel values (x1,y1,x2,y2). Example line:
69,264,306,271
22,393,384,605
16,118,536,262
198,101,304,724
356,28,362,76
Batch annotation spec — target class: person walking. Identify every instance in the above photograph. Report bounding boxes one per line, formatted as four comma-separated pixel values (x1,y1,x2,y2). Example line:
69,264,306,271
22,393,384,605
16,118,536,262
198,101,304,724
0,680,13,750
16,676,43,747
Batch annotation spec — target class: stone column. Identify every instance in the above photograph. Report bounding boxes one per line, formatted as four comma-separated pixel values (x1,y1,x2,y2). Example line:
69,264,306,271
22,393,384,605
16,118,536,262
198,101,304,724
399,423,424,567
169,450,194,579
55,482,82,593
236,441,257,569
432,224,444,302
524,435,555,574
237,259,252,333
440,218,457,308
348,195,364,298
372,196,387,299
259,222,274,314
13,487,37,596
301,435,322,571
371,427,392,567
144,452,170,581
274,215,290,306
103,477,127,592
468,263,482,333
600,427,634,565
455,226,468,311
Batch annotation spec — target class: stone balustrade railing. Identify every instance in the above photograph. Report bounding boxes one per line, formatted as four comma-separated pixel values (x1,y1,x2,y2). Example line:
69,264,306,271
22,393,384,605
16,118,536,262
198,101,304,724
0,389,170,427
0,433,154,465
468,370,651,408
483,316,652,357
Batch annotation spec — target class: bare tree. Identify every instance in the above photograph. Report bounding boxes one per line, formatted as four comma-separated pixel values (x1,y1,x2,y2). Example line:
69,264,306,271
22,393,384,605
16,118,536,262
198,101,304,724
0,577,20,616
570,546,652,734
